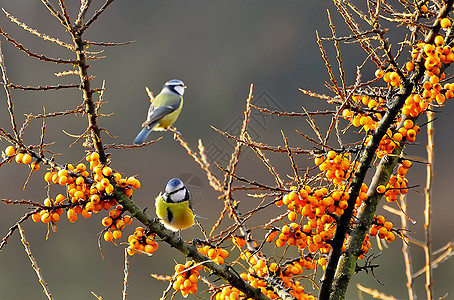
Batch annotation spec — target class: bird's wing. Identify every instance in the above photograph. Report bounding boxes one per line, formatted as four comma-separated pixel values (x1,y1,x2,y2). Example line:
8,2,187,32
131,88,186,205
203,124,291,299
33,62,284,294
143,95,182,127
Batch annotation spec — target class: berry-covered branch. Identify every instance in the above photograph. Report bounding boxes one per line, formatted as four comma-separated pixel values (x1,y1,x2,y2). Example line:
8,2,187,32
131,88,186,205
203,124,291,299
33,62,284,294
321,1,454,299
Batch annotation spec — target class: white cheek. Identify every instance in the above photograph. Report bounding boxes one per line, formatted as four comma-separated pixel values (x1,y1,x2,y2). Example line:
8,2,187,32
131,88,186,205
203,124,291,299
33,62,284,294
173,189,187,201
174,86,185,96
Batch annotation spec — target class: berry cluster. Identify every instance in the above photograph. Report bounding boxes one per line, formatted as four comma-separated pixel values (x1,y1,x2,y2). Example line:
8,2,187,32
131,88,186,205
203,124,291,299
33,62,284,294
376,160,412,202
235,252,316,300
173,261,202,297
369,215,395,242
1,149,143,244
197,245,229,265
215,286,242,300
315,150,352,186
127,227,159,255
102,205,133,242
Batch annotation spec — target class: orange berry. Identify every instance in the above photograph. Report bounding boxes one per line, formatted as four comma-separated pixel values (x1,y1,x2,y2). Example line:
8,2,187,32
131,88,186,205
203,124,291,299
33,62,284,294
75,176,85,185
393,132,403,142
288,211,297,222
67,209,77,222
51,212,60,222
104,231,114,242
104,184,114,195
376,185,386,194
102,167,113,177
44,197,54,207
378,227,388,239
405,61,414,72
124,188,133,197
434,35,444,47
403,119,414,129
81,208,91,218
386,231,395,242
402,160,412,169
91,152,100,161
32,212,41,222
441,18,451,29
214,256,224,265
406,129,417,142
41,211,51,223
4,146,16,156
112,230,122,240
109,209,121,219
384,221,393,231
100,217,112,227
58,176,68,185
76,163,86,172
44,172,53,182
21,153,32,164
375,69,384,79
429,75,439,85
369,226,378,236
376,215,385,224
383,72,392,82
15,153,24,164
219,249,229,259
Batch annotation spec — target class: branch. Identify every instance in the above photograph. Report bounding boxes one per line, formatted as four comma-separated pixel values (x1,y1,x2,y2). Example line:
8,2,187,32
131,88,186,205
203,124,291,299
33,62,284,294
114,188,272,300
321,2,454,298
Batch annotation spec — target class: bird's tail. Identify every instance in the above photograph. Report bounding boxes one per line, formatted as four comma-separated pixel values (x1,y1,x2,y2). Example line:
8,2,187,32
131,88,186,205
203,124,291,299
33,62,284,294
134,127,152,144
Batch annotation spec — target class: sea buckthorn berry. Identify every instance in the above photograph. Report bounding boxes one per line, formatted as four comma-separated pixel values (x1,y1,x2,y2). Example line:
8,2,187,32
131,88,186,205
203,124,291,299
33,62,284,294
441,18,451,29
429,75,439,85
91,152,100,161
44,172,53,182
383,72,392,82
58,176,68,185
112,230,122,240
386,231,395,242
109,209,121,219
44,197,53,207
32,212,41,222
403,119,414,129
15,153,24,164
376,215,385,225
288,211,297,222
376,185,386,194
402,160,412,169
81,209,92,218
76,163,86,172
102,217,113,227
434,35,444,47
102,167,113,177
105,184,114,195
41,211,51,223
405,61,414,72
406,129,417,142
375,69,384,78
124,188,133,197
104,231,113,242
21,153,32,164
51,212,60,222
384,221,393,231
4,146,15,156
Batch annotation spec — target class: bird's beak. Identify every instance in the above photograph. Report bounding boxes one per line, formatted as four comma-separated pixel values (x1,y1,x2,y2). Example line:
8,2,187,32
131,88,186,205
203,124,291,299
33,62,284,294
183,85,187,89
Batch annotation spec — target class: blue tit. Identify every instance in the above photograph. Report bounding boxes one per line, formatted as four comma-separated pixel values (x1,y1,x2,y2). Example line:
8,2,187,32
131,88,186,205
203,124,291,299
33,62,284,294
134,79,186,144
155,178,194,231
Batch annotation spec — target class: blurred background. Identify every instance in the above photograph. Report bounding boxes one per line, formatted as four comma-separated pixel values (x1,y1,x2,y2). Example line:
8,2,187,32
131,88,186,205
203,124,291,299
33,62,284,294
0,1,453,299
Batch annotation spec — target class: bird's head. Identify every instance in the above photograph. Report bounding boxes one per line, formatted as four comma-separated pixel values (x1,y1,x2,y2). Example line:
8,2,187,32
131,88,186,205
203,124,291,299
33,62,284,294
164,79,186,96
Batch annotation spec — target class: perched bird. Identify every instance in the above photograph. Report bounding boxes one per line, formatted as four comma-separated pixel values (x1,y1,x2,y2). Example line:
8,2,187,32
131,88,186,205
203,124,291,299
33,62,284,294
134,79,186,144
155,178,194,231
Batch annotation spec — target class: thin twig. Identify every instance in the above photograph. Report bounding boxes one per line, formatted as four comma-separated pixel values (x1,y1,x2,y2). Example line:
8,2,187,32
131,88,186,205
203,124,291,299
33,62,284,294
18,224,54,300
122,248,129,300
423,109,434,299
